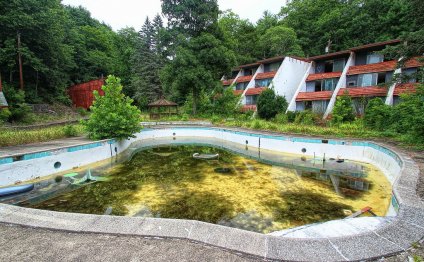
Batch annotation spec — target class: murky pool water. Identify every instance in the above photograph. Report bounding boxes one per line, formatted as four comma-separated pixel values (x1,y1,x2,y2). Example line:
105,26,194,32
19,142,392,233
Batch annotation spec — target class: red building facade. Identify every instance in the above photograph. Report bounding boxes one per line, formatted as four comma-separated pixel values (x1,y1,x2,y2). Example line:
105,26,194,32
68,79,105,109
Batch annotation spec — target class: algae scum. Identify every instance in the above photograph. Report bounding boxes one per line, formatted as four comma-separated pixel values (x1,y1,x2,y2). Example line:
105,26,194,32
25,145,392,233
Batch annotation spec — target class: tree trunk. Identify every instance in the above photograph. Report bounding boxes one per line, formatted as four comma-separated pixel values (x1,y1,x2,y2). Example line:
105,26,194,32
35,70,39,96
192,87,198,115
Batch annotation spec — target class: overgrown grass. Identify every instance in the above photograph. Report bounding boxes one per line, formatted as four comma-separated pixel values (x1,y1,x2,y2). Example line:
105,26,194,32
0,124,86,147
222,118,386,139
218,118,424,150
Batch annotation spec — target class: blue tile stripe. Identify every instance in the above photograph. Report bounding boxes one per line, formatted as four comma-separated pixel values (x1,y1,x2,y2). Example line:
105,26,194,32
0,158,13,165
23,151,52,160
391,193,400,212
67,142,103,152
0,141,109,164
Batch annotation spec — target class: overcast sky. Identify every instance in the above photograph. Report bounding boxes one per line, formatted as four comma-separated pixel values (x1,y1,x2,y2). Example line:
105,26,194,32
61,0,286,31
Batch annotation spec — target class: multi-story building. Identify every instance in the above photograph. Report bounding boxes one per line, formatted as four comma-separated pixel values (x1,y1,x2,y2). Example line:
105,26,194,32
223,40,422,117
222,56,310,111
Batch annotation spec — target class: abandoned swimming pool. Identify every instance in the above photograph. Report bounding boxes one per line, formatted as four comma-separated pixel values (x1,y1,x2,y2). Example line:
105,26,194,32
0,126,422,261
5,142,390,234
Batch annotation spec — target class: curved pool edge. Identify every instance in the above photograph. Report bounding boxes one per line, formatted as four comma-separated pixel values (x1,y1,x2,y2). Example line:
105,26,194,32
0,126,423,261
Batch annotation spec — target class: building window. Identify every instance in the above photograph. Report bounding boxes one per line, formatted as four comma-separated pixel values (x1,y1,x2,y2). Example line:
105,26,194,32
358,72,387,87
304,101,312,110
323,58,345,73
312,100,328,114
244,68,256,76
315,81,322,92
402,68,420,83
314,78,338,91
264,62,281,72
366,53,384,64
236,82,249,90
347,81,356,87
323,78,338,91
359,73,376,87
255,78,273,88
246,95,258,105
333,59,346,72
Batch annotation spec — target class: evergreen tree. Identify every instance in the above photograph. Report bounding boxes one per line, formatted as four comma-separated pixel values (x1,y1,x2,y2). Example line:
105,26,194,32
161,0,219,37
130,17,165,108
160,33,236,114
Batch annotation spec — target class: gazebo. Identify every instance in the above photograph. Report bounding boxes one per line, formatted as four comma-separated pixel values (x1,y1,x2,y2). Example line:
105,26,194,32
0,75,8,109
148,98,178,119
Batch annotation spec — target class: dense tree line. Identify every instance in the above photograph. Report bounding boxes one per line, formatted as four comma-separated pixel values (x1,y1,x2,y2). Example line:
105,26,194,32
0,0,422,114
0,1,129,103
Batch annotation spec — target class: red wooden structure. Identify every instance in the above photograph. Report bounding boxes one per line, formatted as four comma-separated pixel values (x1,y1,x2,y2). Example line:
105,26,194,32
68,79,105,109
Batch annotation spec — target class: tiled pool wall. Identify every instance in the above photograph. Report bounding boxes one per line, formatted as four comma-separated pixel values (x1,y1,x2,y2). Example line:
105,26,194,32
0,127,403,213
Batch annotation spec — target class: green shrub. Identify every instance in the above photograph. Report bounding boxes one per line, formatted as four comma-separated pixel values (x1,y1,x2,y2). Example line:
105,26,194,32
331,91,355,125
63,125,79,137
77,107,89,117
83,75,142,140
274,113,288,124
210,115,221,123
391,85,424,142
364,98,393,131
2,84,32,123
0,108,12,124
286,111,297,123
294,110,315,125
210,88,240,117
180,114,189,121
238,110,254,120
257,89,288,120
251,119,264,129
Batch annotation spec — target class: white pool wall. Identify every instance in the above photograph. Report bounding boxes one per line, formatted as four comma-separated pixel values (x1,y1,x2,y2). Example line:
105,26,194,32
0,127,402,191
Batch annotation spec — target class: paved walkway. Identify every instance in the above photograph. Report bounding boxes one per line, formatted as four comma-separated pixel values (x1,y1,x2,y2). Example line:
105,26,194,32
0,137,92,157
0,223,259,262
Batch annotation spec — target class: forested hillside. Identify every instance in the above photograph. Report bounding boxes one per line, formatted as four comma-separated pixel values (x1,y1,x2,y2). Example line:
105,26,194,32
0,0,422,110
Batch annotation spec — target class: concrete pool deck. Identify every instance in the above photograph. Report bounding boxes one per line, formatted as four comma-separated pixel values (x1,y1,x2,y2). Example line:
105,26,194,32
0,126,423,261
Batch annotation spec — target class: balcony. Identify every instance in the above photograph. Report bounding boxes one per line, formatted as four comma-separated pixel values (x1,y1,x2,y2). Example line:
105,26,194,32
236,75,253,83
394,83,419,96
306,72,342,81
222,79,234,86
296,91,333,101
241,105,257,112
256,71,277,80
347,60,396,75
245,87,266,96
233,90,244,96
404,57,424,69
337,87,387,97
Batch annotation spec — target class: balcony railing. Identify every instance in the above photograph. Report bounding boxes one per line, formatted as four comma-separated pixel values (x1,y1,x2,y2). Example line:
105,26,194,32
306,72,342,81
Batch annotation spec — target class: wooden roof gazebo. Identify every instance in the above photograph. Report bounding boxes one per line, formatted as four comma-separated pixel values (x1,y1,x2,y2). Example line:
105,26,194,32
0,74,8,109
148,98,178,119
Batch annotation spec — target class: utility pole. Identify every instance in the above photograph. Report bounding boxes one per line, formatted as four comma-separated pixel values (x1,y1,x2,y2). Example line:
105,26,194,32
17,31,24,90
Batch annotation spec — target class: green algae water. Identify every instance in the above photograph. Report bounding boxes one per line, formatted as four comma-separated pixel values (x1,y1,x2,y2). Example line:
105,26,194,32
22,144,392,233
